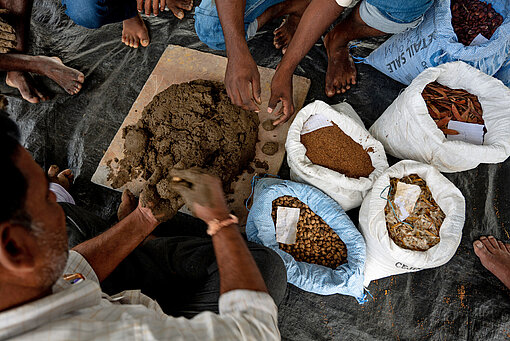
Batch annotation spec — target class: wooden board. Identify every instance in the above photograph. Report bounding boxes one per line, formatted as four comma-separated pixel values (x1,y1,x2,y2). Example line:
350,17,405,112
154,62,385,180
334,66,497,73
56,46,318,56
92,45,310,226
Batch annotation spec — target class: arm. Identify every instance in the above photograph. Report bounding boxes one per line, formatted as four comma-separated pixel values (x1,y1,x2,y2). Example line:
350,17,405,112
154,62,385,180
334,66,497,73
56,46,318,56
170,168,267,294
215,0,261,112
71,203,158,282
268,0,344,124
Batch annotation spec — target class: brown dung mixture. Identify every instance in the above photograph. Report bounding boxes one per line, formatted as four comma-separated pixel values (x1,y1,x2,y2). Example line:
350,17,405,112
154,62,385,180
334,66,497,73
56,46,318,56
272,196,348,269
451,0,503,46
108,80,259,221
300,123,374,178
422,81,484,136
385,174,446,251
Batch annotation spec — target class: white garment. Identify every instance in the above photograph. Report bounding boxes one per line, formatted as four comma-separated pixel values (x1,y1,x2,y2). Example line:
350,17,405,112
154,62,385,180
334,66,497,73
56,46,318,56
49,182,76,205
0,251,280,341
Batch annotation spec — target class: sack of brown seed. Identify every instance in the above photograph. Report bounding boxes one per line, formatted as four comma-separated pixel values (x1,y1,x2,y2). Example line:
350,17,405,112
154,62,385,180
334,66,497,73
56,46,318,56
246,178,366,301
364,0,510,85
370,61,510,172
359,160,465,286
286,100,388,211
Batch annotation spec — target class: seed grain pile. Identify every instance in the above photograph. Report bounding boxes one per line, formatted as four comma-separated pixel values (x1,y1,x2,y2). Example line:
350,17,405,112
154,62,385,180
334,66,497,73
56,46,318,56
272,196,348,269
300,123,374,179
385,174,446,251
451,0,503,46
422,81,484,136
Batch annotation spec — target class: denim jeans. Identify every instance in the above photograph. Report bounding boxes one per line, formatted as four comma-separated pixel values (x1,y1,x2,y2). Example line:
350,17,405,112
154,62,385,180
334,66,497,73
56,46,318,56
62,0,138,29
195,0,285,50
366,0,434,23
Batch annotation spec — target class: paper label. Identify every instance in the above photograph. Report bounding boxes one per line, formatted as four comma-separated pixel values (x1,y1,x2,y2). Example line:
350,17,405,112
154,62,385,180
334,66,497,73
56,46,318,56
393,182,421,221
470,33,490,46
301,114,333,135
275,206,300,244
446,120,484,145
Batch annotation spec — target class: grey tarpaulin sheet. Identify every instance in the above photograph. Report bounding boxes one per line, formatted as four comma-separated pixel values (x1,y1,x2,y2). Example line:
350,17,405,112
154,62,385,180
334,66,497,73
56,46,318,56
4,0,510,339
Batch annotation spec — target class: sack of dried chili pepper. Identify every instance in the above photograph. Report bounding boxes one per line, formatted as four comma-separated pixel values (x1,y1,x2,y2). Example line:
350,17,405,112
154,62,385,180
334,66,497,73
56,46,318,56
370,61,510,173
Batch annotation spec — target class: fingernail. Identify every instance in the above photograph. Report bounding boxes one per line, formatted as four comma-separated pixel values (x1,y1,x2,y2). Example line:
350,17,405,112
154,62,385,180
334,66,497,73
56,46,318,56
267,108,273,113
475,240,484,249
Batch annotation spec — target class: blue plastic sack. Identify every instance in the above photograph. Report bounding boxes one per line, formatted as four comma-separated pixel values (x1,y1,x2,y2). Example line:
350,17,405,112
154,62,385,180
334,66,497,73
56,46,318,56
246,178,366,302
364,0,510,85
495,57,510,87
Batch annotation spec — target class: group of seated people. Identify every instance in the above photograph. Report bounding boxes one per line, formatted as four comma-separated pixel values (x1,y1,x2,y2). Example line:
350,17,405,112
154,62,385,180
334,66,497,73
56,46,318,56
1,0,510,339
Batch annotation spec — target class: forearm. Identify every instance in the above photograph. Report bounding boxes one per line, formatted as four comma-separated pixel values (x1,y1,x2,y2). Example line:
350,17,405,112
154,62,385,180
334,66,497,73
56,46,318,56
212,222,268,294
0,0,32,52
278,0,344,75
215,0,250,58
72,207,158,282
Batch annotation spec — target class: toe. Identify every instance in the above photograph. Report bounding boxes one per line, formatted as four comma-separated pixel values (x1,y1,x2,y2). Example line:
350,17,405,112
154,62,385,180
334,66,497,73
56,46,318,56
473,239,489,259
77,72,85,83
480,236,496,252
498,241,506,250
488,236,500,249
506,243,510,253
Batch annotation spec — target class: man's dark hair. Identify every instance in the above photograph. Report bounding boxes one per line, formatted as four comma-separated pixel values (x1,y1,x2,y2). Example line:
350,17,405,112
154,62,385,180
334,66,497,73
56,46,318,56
0,113,30,228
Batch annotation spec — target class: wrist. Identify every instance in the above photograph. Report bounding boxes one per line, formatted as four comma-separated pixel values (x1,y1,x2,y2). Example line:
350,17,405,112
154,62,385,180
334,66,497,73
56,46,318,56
226,39,251,60
133,206,159,233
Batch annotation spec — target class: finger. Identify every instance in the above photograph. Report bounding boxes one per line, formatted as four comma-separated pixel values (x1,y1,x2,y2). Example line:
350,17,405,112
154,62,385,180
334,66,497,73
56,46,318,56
252,73,262,105
160,0,166,12
267,93,280,113
177,0,193,11
48,165,60,178
145,0,152,15
273,97,294,125
153,0,159,16
60,169,74,181
137,0,144,12
239,82,259,112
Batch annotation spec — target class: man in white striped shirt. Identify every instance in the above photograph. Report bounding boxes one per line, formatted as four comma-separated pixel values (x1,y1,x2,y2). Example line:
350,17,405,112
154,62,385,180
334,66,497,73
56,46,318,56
0,115,285,340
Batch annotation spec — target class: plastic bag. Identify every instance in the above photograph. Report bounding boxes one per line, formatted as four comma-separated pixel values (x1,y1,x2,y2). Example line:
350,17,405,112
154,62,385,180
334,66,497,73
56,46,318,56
359,160,465,286
369,61,510,173
364,0,510,85
286,100,388,211
246,178,366,301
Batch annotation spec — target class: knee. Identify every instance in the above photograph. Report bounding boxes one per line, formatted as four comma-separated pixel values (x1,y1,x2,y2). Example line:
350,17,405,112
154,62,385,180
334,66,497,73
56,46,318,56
194,5,226,50
63,0,110,29
248,243,288,306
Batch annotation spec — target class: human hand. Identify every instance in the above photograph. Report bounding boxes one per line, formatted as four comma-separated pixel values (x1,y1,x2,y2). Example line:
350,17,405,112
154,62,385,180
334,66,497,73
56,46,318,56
267,68,294,126
47,165,74,191
137,0,193,18
225,52,261,112
169,168,230,223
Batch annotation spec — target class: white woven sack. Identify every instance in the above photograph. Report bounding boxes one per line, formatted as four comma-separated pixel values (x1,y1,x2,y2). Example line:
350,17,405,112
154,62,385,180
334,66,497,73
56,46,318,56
359,160,465,286
286,100,388,211
369,61,510,173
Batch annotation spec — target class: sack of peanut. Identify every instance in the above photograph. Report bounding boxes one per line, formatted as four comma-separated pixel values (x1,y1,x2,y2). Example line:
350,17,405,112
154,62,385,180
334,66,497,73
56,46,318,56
369,61,510,172
286,100,388,211
364,0,510,85
359,160,465,286
246,178,366,301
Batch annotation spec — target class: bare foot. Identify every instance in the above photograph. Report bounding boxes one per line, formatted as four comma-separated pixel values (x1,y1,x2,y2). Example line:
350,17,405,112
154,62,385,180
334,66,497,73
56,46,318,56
37,57,84,95
273,14,301,54
117,189,137,221
48,165,74,191
165,0,193,19
122,14,149,48
473,236,510,289
323,32,357,96
257,0,310,52
6,71,49,103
